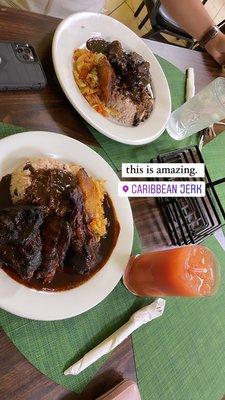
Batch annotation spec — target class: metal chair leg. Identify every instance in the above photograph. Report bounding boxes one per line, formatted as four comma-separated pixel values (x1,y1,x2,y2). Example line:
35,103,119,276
134,1,145,18
186,40,196,49
138,14,149,30
142,28,159,40
142,29,185,45
218,19,225,33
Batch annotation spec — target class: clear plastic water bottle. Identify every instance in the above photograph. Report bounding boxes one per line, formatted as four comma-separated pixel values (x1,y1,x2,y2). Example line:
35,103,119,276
166,77,225,140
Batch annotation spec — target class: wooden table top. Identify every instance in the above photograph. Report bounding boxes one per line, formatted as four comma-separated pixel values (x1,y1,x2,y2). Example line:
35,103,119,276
0,6,224,400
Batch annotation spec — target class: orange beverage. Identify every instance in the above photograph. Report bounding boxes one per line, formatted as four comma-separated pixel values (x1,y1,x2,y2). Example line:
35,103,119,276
123,245,220,297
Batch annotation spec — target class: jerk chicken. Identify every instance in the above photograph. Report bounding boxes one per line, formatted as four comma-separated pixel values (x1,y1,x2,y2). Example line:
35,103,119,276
0,206,44,280
0,163,106,285
37,216,72,284
85,38,154,126
66,185,100,275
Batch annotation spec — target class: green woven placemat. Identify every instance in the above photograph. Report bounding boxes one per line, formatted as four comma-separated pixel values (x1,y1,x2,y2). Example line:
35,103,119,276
1,125,225,400
134,236,225,400
90,55,199,170
202,133,225,215
133,132,225,400
0,122,149,393
0,55,225,400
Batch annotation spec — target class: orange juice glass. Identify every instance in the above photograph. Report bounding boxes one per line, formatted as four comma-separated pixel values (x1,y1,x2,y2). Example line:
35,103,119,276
123,245,220,297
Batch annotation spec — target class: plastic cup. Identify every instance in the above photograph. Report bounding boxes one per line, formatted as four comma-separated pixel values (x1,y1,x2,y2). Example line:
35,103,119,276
166,77,225,140
123,245,220,297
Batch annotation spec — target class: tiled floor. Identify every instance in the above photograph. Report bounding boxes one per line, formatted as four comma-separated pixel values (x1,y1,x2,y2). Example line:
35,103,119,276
105,0,225,43
105,0,149,36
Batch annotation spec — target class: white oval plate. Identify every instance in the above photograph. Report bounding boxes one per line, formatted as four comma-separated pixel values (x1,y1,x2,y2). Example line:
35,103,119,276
0,131,133,320
52,12,171,146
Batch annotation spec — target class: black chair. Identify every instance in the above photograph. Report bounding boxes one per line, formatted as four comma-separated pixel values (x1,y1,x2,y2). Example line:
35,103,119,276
134,0,209,47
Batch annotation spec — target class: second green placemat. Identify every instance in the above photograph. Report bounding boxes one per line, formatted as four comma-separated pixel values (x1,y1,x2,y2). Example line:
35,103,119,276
133,133,225,400
134,233,225,400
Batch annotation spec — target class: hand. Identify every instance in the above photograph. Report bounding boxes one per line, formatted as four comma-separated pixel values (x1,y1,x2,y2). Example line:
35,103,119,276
205,31,225,65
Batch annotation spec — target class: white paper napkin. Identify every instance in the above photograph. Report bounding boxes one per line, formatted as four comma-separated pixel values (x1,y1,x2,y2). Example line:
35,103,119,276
64,298,166,376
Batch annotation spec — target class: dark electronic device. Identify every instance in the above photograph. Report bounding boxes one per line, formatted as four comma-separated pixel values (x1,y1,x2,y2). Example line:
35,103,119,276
0,42,46,91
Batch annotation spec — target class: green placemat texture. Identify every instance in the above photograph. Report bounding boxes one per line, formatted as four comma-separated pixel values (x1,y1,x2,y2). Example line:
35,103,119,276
89,56,199,170
202,133,225,214
134,235,225,400
0,55,225,400
0,121,149,393
133,134,225,400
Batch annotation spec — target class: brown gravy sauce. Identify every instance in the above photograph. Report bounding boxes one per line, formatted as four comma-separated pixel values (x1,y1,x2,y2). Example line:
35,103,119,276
0,174,120,292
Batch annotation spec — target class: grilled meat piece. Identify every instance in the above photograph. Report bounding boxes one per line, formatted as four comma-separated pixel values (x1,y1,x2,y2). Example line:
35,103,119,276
97,58,115,105
127,51,143,66
0,206,44,280
81,225,100,274
0,205,44,243
108,40,127,74
66,238,100,275
66,186,100,275
86,38,109,54
57,220,72,268
37,215,72,284
126,52,151,102
67,185,86,252
108,41,123,61
21,168,77,216
133,90,154,126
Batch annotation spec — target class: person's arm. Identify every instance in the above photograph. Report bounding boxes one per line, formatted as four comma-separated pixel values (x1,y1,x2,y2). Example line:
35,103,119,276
160,0,225,65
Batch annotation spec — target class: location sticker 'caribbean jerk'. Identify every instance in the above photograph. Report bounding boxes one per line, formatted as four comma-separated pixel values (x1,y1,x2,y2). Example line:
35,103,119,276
123,245,220,297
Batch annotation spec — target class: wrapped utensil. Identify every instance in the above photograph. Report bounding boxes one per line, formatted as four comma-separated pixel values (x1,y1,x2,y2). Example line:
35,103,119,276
64,297,166,376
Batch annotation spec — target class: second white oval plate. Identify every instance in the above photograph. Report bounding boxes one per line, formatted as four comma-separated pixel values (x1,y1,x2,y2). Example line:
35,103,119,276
52,12,171,146
0,131,133,320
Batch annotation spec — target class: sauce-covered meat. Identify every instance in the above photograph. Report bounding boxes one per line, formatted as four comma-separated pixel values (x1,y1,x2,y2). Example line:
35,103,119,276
85,38,154,126
0,205,44,280
18,167,77,216
37,215,72,284
0,172,120,291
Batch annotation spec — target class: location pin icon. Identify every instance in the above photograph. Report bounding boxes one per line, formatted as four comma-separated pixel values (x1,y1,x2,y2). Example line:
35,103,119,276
123,185,129,193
